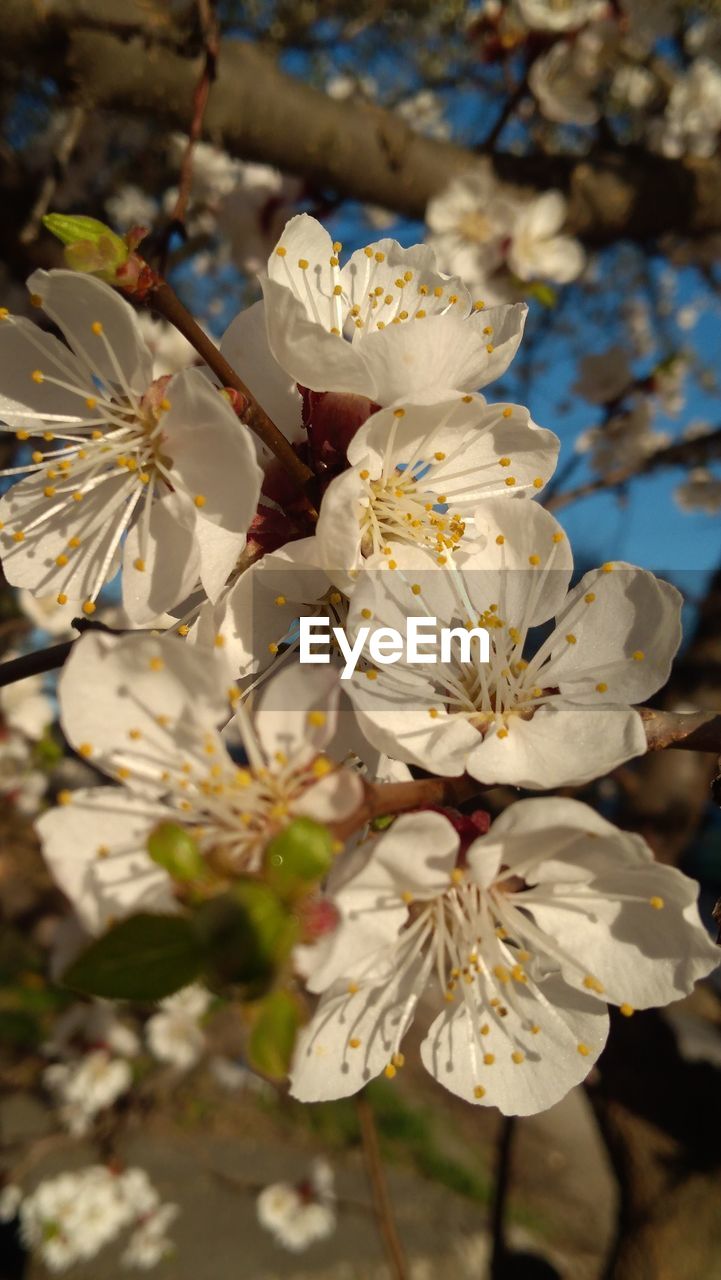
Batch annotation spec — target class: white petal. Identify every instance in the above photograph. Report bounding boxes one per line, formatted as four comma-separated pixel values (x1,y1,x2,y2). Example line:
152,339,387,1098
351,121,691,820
542,565,683,704
122,491,200,624
253,662,342,766
219,300,302,443
27,270,153,395
421,971,608,1116
58,631,231,778
262,278,371,395
290,959,426,1101
524,865,719,1008
465,702,647,788
36,787,174,934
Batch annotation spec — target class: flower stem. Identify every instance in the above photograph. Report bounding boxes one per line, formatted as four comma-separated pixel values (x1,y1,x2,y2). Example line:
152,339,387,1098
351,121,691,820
148,278,316,510
356,1092,408,1280
489,1114,516,1278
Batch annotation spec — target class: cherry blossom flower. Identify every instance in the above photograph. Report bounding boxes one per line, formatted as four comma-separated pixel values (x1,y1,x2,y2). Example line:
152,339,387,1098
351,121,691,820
291,800,717,1113
514,0,608,33
506,192,586,285
427,176,585,291
145,985,211,1070
15,1165,176,1273
529,25,616,125
674,468,721,515
343,497,682,788
313,395,558,587
257,1158,336,1252
650,58,721,159
0,270,262,622
576,398,670,477
37,632,363,933
259,214,527,402
43,1049,133,1136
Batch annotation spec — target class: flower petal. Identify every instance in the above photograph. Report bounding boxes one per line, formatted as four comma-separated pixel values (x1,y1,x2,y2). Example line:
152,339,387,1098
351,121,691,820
36,787,174,934
27,270,153,395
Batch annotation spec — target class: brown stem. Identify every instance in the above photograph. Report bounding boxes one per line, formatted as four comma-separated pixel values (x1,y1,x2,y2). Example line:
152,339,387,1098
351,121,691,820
160,0,219,270
148,278,316,507
355,1092,408,1280
489,1114,516,1278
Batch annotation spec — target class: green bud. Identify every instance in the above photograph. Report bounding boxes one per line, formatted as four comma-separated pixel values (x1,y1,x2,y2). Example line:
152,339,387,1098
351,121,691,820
193,881,297,995
263,818,333,899
147,822,205,881
248,989,302,1080
42,214,129,283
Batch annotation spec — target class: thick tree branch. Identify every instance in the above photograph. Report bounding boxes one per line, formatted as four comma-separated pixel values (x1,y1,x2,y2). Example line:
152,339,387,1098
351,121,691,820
4,0,721,243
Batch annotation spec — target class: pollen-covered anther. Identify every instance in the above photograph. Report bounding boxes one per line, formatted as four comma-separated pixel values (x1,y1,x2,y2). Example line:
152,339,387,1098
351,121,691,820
91,321,103,335
31,369,44,384
193,494,206,508
583,975,604,994
577,1043,591,1057
473,1085,486,1099
632,650,645,661
82,600,96,615
133,558,145,572
619,1003,634,1017
649,896,665,909
348,1037,361,1049
511,1051,525,1064
307,710,326,727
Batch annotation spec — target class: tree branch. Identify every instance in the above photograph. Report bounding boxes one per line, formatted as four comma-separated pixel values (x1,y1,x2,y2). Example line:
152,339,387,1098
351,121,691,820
4,0,721,243
356,1092,408,1280
546,427,721,512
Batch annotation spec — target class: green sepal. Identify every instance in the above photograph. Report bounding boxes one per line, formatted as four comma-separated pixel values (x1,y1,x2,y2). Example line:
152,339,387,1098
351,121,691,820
263,817,334,899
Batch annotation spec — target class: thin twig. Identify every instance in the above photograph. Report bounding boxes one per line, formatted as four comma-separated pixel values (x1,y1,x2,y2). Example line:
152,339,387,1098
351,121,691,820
148,278,316,504
489,1114,516,1278
159,0,220,272
356,1092,408,1280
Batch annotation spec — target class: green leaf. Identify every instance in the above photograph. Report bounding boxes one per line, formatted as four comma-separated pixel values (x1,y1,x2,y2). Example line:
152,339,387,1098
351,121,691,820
62,914,203,1001
264,817,333,898
248,990,302,1080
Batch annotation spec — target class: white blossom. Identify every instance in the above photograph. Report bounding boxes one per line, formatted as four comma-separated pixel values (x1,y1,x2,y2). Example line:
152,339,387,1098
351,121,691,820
314,395,559,587
576,397,670,476
37,632,363,933
105,185,158,230
145,985,211,1070
259,214,527,403
0,271,262,623
530,26,615,125
343,497,682,788
121,1203,178,1269
18,588,78,637
514,0,608,33
675,468,721,515
43,1049,133,1134
16,1165,175,1272
291,801,717,1114
427,175,585,290
257,1159,336,1252
651,58,721,159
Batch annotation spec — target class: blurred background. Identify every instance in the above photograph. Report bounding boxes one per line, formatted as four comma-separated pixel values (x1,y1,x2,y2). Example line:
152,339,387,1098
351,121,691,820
1,2,721,1277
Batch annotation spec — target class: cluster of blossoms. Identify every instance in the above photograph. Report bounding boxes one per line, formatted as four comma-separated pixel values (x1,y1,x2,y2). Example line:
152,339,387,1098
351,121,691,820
0,207,715,1158
0,1166,177,1272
